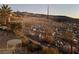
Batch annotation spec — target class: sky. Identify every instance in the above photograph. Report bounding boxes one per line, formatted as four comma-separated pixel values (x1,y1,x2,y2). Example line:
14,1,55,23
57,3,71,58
0,4,79,18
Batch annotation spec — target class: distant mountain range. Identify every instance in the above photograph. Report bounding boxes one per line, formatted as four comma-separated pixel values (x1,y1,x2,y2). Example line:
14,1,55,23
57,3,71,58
14,12,79,23
49,15,79,23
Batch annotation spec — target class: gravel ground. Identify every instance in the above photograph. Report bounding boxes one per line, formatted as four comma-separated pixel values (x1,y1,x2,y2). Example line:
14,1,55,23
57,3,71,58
0,30,18,48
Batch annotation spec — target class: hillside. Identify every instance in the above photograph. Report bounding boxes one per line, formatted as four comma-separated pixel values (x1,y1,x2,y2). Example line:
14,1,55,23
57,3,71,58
14,12,79,23
16,12,79,54
0,12,79,54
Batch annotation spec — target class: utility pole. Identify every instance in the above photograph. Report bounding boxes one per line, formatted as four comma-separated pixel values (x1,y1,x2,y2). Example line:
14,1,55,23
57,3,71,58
47,5,49,19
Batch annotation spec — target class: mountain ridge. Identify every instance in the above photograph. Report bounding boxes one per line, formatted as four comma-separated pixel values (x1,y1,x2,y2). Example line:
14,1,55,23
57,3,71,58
14,11,79,23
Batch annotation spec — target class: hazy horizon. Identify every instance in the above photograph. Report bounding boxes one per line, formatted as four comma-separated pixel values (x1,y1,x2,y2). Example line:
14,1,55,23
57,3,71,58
0,4,79,18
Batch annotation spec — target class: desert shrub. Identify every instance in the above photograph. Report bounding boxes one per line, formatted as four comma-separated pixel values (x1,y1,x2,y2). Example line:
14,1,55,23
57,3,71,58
27,43,42,53
42,47,59,54
10,22,22,32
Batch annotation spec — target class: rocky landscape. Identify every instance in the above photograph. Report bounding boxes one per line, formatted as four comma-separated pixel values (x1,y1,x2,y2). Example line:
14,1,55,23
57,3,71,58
0,9,79,54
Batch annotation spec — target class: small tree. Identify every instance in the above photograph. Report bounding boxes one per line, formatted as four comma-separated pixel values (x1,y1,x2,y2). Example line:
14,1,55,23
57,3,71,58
0,4,12,25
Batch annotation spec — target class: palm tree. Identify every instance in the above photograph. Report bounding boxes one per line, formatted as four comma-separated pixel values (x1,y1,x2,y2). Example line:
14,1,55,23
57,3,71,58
0,4,12,25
